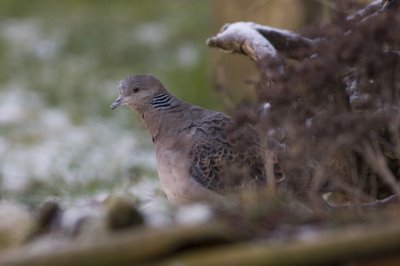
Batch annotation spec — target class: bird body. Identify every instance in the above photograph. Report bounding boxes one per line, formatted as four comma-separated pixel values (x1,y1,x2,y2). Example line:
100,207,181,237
111,74,273,204
146,101,226,204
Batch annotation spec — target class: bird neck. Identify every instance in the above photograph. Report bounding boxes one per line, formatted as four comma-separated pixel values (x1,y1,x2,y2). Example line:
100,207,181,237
141,92,183,142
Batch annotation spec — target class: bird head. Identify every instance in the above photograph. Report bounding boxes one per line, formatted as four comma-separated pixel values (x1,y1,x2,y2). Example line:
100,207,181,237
111,74,167,113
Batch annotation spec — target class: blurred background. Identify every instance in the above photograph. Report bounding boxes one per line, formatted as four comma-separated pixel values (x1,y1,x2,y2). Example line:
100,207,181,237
0,0,329,207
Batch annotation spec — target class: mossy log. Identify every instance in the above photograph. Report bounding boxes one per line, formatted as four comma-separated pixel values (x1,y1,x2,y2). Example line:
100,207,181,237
0,223,233,266
164,223,400,265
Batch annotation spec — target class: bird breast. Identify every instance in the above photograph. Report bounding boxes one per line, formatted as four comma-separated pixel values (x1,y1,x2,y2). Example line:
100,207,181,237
154,131,218,205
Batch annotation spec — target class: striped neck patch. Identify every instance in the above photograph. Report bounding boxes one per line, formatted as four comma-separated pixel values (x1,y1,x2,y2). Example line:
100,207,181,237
151,92,173,109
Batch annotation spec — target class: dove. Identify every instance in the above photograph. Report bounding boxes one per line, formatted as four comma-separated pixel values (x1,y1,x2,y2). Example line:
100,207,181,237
111,74,281,204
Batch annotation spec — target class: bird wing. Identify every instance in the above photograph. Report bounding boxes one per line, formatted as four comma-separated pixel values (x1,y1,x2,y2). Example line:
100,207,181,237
188,112,267,193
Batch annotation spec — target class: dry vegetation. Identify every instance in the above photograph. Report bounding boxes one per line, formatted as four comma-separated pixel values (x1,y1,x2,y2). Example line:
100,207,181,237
223,0,400,209
206,0,400,244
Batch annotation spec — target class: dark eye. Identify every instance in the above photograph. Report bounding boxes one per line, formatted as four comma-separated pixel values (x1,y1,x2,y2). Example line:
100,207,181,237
133,87,140,93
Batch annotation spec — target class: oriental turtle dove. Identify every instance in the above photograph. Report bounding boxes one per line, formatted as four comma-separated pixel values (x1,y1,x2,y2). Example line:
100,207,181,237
111,74,282,204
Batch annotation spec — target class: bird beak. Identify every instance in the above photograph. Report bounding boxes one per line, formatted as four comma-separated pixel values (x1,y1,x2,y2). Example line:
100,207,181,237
111,95,124,110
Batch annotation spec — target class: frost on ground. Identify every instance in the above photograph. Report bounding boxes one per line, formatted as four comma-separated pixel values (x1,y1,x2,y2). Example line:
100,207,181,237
0,87,157,204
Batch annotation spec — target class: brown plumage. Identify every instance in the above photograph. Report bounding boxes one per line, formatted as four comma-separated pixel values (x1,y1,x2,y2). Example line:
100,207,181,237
111,74,279,204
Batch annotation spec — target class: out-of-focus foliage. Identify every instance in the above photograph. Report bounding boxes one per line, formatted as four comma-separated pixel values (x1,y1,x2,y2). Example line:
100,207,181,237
255,0,400,204
0,0,218,119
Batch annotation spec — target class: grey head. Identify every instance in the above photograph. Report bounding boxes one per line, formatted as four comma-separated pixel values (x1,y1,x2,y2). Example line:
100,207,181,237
111,74,169,114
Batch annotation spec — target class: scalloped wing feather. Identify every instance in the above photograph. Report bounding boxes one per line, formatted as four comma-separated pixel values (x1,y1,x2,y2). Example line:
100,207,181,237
188,113,268,193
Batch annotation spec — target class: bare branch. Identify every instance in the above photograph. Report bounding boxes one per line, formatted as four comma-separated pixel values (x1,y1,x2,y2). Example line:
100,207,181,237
346,0,384,23
207,22,319,61
251,24,321,60
207,22,280,62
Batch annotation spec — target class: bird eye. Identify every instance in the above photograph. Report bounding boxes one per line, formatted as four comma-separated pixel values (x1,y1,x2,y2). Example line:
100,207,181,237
133,87,140,93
